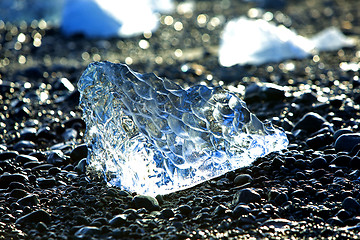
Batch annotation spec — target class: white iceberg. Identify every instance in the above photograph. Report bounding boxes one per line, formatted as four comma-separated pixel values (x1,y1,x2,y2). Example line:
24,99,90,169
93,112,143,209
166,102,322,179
310,27,355,52
219,17,355,67
0,0,174,38
61,0,174,38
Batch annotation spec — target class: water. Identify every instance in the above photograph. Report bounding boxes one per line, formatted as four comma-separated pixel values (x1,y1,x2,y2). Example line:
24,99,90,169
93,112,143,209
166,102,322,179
78,61,289,195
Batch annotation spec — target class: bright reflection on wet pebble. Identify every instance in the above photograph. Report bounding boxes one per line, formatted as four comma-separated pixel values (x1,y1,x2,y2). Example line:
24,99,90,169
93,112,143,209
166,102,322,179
139,40,150,49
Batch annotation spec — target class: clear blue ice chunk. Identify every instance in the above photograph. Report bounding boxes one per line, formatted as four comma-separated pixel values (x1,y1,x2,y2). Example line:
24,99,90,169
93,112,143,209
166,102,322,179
78,61,289,195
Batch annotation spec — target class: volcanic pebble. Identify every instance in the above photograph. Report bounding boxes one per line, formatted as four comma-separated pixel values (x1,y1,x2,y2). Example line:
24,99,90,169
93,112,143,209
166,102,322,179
132,195,160,211
335,133,360,152
15,210,51,225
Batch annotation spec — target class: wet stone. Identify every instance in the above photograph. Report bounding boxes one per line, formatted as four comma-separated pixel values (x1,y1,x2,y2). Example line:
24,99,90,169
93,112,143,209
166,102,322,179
291,189,305,198
244,82,286,103
350,156,360,169
36,127,56,140
0,151,18,161
232,204,251,218
331,155,351,167
70,144,88,162
333,128,353,141
336,209,351,221
335,133,360,152
109,214,127,227
12,140,36,151
306,133,333,150
8,182,27,191
178,205,192,216
23,161,40,169
63,117,86,130
91,217,108,226
74,226,101,238
0,173,28,188
315,190,328,200
350,144,360,156
274,192,289,206
15,209,51,225
293,112,331,134
311,157,328,169
36,222,48,232
63,164,74,171
13,106,31,120
75,216,90,225
117,190,131,197
37,177,56,188
327,217,344,226
334,170,345,177
48,167,62,175
50,143,72,151
262,218,296,228
62,128,78,141
214,204,228,216
19,127,37,140
53,77,75,91
160,208,175,219
47,150,67,166
132,195,160,212
15,154,38,164
268,189,280,201
311,169,327,179
31,164,54,171
232,188,261,205
75,159,88,173
17,194,39,206
234,174,253,186
10,189,29,199
329,97,344,108
342,197,360,213
271,157,284,169
126,211,140,221
296,91,318,105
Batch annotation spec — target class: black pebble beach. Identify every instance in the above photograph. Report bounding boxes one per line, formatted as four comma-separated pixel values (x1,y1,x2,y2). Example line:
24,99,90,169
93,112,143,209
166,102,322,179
2,0,360,239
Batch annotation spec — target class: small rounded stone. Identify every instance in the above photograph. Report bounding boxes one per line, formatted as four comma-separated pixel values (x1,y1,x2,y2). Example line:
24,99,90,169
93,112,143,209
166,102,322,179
132,195,160,211
335,133,360,152
234,174,252,185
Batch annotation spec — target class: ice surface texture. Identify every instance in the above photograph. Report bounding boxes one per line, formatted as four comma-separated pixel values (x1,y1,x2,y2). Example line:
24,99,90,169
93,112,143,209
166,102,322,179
78,62,288,195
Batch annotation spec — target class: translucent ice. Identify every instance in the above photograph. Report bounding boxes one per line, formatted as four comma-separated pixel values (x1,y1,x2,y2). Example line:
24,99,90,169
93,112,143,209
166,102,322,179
219,17,354,67
78,62,288,195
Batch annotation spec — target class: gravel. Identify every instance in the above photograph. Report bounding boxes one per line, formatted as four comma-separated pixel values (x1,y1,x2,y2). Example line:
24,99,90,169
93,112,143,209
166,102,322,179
1,0,360,239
